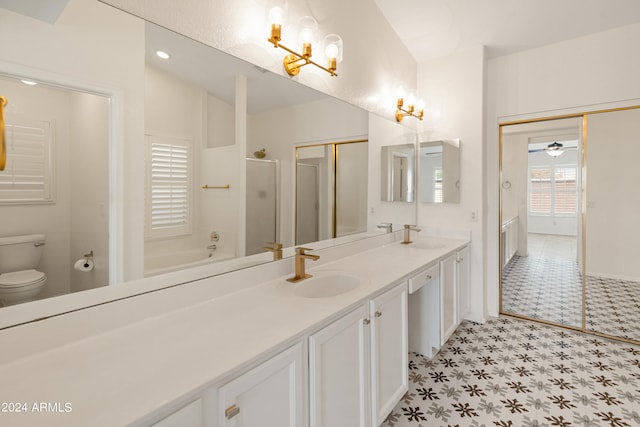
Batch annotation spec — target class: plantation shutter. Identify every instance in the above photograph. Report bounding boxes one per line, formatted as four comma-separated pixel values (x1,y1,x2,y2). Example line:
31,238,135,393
145,135,192,238
0,118,53,203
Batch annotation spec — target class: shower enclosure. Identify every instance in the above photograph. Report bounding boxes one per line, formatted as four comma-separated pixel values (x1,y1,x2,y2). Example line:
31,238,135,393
245,158,279,256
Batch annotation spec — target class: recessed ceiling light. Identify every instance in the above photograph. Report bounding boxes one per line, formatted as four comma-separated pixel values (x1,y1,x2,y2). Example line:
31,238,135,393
21,80,38,86
156,50,171,60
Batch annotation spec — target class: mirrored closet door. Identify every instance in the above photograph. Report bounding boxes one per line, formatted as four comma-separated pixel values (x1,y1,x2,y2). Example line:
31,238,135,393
500,106,640,344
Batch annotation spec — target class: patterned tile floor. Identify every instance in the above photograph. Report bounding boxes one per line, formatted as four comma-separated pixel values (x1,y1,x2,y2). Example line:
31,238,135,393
502,254,640,342
382,317,640,427
586,276,640,343
502,254,583,328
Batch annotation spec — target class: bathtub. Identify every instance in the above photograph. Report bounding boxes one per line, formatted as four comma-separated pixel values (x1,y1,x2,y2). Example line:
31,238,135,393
144,249,235,277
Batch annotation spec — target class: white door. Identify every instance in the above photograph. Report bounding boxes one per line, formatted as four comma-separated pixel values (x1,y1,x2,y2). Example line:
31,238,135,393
308,305,371,427
218,343,304,427
370,283,408,426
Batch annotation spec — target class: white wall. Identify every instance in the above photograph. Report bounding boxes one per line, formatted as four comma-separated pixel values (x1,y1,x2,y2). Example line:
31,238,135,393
417,46,486,323
69,92,110,293
486,23,640,316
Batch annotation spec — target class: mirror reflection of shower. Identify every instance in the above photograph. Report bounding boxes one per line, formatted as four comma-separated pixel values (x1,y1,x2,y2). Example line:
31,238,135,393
245,158,279,256
295,140,368,245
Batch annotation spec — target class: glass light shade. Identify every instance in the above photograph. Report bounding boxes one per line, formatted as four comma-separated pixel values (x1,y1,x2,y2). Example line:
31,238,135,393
546,149,564,157
297,16,318,45
268,0,287,25
407,93,416,107
396,85,406,100
322,34,343,62
417,98,425,111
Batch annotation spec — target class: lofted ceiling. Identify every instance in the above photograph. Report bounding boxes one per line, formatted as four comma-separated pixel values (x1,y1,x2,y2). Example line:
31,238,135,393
374,0,640,62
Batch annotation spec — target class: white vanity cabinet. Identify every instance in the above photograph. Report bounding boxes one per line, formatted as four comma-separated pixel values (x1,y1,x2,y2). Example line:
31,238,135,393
370,283,408,426
308,305,371,427
408,263,440,357
151,399,202,427
217,342,305,427
456,246,470,323
439,253,458,345
308,283,408,427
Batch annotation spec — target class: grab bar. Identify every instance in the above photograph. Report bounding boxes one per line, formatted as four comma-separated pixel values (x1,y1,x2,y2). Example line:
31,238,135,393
1,96,7,171
202,184,230,190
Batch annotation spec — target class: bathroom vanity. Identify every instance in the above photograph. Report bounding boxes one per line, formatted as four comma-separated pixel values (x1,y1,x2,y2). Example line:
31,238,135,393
0,231,469,427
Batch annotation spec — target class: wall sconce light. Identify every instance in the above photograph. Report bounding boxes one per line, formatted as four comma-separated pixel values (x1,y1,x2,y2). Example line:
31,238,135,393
267,8,343,77
395,97,424,122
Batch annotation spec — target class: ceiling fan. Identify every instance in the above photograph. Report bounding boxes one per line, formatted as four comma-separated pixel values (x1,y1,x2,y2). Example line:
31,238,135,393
528,141,576,157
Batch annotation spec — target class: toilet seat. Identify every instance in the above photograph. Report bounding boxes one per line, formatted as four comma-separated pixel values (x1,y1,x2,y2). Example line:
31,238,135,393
0,269,47,288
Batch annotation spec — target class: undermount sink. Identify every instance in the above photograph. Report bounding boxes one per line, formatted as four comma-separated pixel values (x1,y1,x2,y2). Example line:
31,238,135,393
292,271,363,298
407,238,446,250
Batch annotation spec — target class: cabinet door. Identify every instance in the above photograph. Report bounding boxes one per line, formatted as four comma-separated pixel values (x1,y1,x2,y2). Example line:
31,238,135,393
456,246,470,322
218,343,304,427
440,253,457,345
309,305,371,427
408,272,440,358
370,283,408,426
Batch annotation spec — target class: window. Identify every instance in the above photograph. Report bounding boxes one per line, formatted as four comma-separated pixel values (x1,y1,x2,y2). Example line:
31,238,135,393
145,135,192,239
529,165,577,215
433,167,443,203
0,118,53,204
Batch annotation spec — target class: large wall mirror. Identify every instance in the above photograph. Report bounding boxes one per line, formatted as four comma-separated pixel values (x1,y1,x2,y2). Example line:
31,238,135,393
499,107,640,344
0,2,407,326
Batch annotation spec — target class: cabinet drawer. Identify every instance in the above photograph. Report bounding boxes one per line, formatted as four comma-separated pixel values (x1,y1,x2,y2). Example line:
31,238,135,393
408,263,439,294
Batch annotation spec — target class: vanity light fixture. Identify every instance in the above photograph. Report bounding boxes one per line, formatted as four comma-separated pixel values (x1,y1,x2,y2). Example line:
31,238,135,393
395,97,424,122
545,141,564,157
267,8,342,77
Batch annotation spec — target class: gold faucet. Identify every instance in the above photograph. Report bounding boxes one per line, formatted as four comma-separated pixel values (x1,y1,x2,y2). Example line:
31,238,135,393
401,224,422,244
264,242,283,260
287,247,320,283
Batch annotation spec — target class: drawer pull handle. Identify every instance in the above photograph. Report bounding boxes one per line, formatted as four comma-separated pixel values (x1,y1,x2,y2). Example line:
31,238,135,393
226,404,240,420
363,318,370,325
375,310,382,318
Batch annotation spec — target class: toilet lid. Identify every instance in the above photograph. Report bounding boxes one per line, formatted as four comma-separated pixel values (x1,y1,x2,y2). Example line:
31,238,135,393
0,269,46,288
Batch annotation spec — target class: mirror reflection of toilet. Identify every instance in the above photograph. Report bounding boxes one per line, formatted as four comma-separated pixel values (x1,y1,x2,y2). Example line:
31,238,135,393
0,234,47,306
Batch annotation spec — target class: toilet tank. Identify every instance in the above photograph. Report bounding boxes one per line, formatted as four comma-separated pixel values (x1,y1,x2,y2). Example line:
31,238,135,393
0,234,46,273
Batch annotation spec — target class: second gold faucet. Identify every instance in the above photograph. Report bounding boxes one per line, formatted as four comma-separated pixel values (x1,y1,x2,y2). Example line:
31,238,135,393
287,247,320,283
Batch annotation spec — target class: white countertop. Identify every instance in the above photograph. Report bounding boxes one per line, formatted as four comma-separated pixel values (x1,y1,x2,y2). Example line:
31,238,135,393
0,233,468,427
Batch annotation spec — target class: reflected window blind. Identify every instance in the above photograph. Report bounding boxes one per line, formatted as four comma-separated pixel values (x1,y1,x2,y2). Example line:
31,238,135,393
0,119,53,204
529,165,577,215
145,135,192,238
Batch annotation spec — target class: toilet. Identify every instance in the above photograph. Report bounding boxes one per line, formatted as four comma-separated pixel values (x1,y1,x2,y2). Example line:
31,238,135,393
0,234,48,306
